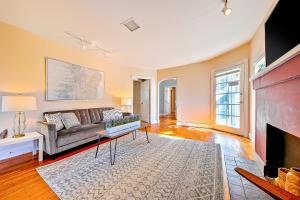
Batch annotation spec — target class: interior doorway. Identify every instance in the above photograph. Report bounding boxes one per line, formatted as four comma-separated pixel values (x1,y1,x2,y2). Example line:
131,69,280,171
159,78,177,120
133,78,151,123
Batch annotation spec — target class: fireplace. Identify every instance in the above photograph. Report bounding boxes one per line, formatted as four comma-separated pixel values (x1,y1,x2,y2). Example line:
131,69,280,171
252,53,300,176
265,123,300,177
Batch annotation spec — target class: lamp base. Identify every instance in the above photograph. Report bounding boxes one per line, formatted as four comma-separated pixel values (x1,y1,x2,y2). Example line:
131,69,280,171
13,133,25,138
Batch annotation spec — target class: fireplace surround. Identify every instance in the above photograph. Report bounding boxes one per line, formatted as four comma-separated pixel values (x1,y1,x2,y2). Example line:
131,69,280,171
265,124,300,177
253,52,300,176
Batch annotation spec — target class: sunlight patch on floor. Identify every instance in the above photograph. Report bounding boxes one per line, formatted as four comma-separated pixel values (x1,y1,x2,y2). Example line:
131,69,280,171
159,134,183,140
168,125,179,128
187,127,211,132
161,131,175,135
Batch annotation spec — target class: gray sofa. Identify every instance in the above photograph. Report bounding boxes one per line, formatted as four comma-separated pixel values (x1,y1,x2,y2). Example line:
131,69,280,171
38,107,130,156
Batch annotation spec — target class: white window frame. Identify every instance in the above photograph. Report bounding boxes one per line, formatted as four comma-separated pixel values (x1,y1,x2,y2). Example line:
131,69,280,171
210,60,249,137
254,56,266,74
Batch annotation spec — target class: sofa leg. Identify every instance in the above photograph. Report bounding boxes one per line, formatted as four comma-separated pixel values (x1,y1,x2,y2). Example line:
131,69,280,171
50,154,57,160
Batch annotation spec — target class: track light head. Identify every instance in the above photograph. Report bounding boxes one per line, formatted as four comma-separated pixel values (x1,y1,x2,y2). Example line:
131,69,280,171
222,0,232,16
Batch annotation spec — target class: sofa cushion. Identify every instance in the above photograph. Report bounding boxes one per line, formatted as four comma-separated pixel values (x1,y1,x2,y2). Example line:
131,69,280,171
58,124,103,135
57,124,104,147
103,109,123,122
45,113,64,131
60,113,81,129
88,107,114,124
44,109,92,125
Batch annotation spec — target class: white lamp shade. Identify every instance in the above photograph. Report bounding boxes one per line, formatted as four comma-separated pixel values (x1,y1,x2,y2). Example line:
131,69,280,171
2,96,37,112
121,98,132,106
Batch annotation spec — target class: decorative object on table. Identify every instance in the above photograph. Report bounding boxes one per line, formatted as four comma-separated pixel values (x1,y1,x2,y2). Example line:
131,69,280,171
285,167,300,196
1,95,37,138
0,129,8,139
105,114,140,129
121,97,132,112
275,168,290,189
46,57,105,100
37,133,223,199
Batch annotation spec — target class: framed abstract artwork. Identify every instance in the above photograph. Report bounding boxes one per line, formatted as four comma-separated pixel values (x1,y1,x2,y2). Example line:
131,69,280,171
46,58,105,100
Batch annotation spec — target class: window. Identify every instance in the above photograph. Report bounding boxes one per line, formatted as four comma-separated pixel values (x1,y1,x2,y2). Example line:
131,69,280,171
255,56,266,74
215,68,241,128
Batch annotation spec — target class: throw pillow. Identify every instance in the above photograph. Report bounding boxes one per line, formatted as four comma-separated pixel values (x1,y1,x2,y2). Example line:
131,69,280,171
60,113,81,129
45,113,65,131
103,109,123,122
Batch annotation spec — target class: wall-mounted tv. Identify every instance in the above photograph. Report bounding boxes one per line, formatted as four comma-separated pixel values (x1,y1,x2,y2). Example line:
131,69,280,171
265,0,300,66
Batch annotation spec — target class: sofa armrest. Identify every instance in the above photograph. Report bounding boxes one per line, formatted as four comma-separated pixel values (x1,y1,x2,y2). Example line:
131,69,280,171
37,121,58,155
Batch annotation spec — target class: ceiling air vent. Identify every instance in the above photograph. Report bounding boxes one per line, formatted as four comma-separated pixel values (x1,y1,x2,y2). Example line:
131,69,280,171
121,18,140,32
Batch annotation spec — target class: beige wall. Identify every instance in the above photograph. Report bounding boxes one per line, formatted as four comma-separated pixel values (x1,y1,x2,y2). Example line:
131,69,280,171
249,24,265,141
0,21,157,134
158,44,249,131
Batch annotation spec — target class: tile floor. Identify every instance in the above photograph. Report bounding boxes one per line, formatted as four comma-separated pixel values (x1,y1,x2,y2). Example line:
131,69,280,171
224,155,274,200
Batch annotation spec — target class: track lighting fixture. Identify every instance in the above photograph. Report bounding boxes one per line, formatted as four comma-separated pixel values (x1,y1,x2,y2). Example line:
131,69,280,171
222,0,232,16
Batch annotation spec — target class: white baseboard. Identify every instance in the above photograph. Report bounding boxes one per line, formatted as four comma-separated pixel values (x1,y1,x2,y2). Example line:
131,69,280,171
176,121,211,128
254,151,265,174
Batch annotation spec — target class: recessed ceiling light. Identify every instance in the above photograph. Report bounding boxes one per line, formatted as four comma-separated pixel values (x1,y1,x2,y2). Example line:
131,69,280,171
121,18,140,32
222,0,232,16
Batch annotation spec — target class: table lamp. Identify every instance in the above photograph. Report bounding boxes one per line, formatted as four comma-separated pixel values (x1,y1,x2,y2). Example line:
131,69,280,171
121,98,132,112
2,95,37,138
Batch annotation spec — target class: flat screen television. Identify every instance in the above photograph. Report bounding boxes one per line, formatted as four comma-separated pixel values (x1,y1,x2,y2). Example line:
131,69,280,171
265,0,300,66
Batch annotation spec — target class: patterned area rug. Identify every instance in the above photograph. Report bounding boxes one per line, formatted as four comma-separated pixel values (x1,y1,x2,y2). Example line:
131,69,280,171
37,133,224,200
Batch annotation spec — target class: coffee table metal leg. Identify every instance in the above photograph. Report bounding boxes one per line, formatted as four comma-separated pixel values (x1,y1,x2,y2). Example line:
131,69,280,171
95,137,101,158
109,138,118,165
109,139,112,165
145,127,150,143
112,138,117,165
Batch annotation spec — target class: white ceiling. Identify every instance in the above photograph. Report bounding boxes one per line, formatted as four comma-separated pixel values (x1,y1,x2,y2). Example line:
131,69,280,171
0,0,274,69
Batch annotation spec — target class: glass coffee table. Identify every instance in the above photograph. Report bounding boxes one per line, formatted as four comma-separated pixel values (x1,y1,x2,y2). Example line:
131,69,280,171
95,121,150,165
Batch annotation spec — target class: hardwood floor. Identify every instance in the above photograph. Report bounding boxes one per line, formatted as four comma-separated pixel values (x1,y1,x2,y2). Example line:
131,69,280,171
0,116,253,200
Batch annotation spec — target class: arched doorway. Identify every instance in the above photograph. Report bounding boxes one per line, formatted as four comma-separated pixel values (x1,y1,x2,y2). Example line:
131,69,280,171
158,78,177,121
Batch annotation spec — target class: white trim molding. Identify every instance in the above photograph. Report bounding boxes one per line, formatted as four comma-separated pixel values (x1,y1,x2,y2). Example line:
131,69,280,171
176,121,211,129
254,151,265,174
210,59,249,137
131,75,154,124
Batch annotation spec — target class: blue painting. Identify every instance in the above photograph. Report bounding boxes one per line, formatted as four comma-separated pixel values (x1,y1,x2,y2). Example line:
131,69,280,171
46,58,104,100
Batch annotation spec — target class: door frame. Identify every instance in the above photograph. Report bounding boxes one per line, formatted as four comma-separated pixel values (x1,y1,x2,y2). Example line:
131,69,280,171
132,75,152,123
157,77,178,123
210,59,249,137
163,86,172,115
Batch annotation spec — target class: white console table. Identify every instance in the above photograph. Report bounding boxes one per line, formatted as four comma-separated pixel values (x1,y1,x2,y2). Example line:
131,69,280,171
0,132,43,161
